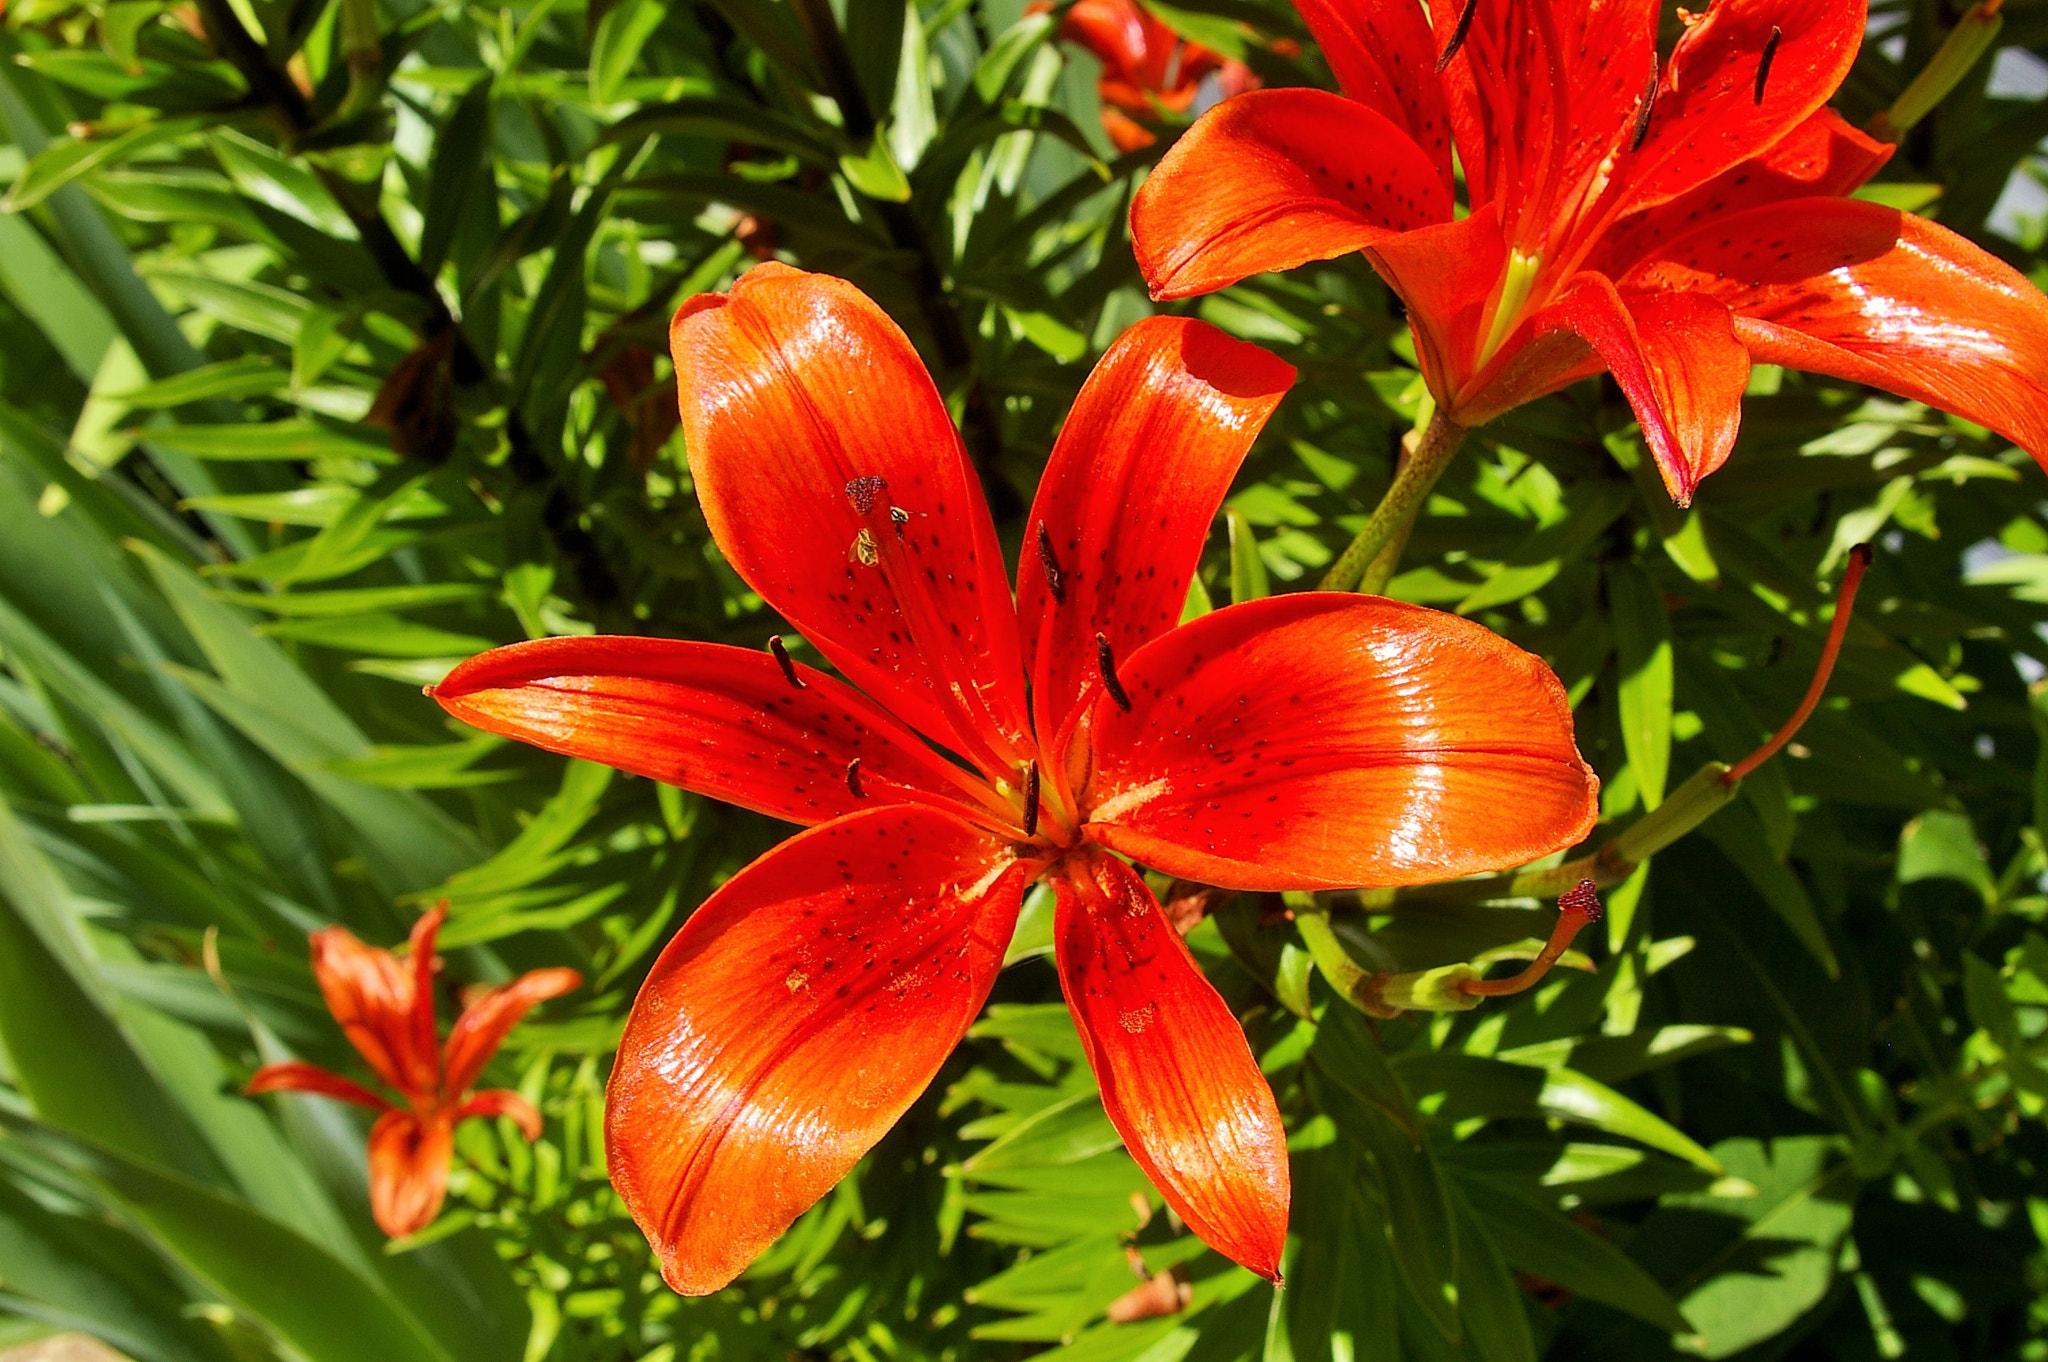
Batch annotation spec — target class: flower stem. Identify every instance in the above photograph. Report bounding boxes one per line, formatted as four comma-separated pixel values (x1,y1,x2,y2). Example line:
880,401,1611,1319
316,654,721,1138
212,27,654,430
1320,410,1466,593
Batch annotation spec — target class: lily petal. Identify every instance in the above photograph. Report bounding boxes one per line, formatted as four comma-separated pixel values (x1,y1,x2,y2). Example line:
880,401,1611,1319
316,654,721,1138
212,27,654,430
457,1089,545,1141
1018,317,1293,748
672,264,1031,772
1595,108,1891,276
443,967,582,1099
1538,277,1750,504
244,1060,392,1112
1628,198,2048,465
1619,0,1866,216
367,1109,455,1239
1131,88,1450,300
1081,593,1598,891
1432,0,1654,238
309,924,430,1098
1290,0,1453,188
606,806,1029,1296
1054,851,1288,1281
431,636,1009,830
1363,208,1507,412
405,905,442,1103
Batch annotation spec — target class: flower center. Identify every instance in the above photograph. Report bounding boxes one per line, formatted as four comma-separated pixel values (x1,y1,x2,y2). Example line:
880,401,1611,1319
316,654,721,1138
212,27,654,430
1475,247,1545,372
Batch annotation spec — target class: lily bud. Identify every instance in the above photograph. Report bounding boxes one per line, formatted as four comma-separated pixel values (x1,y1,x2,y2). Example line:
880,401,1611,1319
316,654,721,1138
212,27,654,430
1872,0,2004,142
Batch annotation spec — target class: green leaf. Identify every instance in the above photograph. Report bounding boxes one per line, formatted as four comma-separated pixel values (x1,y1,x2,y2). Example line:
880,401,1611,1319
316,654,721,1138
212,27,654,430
1897,807,1995,904
590,0,667,104
3,117,207,212
963,1092,1122,1173
141,419,394,462
108,357,291,408
974,12,1057,102
1449,1171,1691,1332
1608,560,1674,809
838,133,913,202
256,614,495,657
1700,802,1840,977
1228,509,1270,605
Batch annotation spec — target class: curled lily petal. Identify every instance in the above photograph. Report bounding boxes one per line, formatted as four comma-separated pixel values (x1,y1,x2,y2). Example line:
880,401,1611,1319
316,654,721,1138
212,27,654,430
606,806,1029,1296
367,1109,455,1239
443,967,581,1098
1595,108,1891,276
1538,278,1751,505
431,636,1009,830
244,1060,391,1112
1055,852,1288,1281
1080,593,1598,891
1133,88,1449,301
1630,198,2048,464
671,264,1031,770
458,1089,545,1142
1019,316,1294,747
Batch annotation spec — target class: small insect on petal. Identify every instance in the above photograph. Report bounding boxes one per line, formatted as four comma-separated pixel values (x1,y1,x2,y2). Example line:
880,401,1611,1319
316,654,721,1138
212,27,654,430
1096,633,1133,713
845,757,866,799
850,527,880,567
1037,523,1067,605
767,635,806,689
1755,25,1781,104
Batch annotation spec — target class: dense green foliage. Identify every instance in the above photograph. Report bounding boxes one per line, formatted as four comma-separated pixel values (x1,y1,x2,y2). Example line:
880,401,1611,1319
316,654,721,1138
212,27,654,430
1,0,2047,1358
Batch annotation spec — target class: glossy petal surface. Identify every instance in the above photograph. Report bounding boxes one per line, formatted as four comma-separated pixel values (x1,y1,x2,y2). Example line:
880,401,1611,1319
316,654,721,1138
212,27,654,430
1080,593,1598,890
367,1109,454,1239
1018,317,1293,746
672,264,1030,770
1133,89,1449,300
1619,0,1866,215
432,636,1002,829
244,1060,391,1111
1630,199,2048,464
1290,0,1452,186
1054,852,1288,1280
606,807,1028,1296
443,967,581,1097
1540,279,1750,504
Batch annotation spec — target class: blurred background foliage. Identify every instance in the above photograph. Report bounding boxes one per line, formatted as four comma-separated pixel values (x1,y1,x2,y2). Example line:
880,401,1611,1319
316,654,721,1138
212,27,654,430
0,0,2046,1358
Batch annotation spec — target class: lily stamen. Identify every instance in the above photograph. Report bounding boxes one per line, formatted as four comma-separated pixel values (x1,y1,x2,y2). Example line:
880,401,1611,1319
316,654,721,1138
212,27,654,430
1629,60,1658,152
1096,632,1133,712
767,634,805,689
1037,522,1067,604
1755,25,1781,104
1023,762,1042,837
1435,0,1478,73
1460,880,1603,997
1723,542,1871,785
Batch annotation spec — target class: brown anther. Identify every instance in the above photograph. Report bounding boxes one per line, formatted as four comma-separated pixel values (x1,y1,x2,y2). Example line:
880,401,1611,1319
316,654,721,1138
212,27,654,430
1461,880,1604,998
1022,763,1041,838
1096,633,1132,713
1037,523,1067,604
1558,878,1603,922
1723,542,1871,785
845,475,887,514
845,758,866,799
1755,25,1781,104
1629,60,1659,151
767,635,806,689
1435,0,1479,73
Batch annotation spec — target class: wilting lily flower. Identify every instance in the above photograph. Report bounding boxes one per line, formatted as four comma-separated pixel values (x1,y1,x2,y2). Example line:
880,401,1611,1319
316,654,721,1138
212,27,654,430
246,904,580,1238
1044,0,1259,151
1131,0,2048,504
428,263,1598,1294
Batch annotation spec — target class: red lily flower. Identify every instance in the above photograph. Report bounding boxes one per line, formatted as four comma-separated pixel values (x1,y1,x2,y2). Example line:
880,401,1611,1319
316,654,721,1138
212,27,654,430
1129,0,2048,503
1044,0,1260,151
245,905,581,1238
427,263,1598,1294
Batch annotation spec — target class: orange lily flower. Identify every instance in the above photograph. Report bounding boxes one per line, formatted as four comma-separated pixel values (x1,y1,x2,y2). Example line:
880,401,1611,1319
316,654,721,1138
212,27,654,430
427,263,1598,1294
1045,0,1260,151
245,904,581,1238
1130,0,2048,504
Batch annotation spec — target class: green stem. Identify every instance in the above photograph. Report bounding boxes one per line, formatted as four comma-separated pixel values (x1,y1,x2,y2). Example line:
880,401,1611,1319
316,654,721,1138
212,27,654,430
1320,410,1465,593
